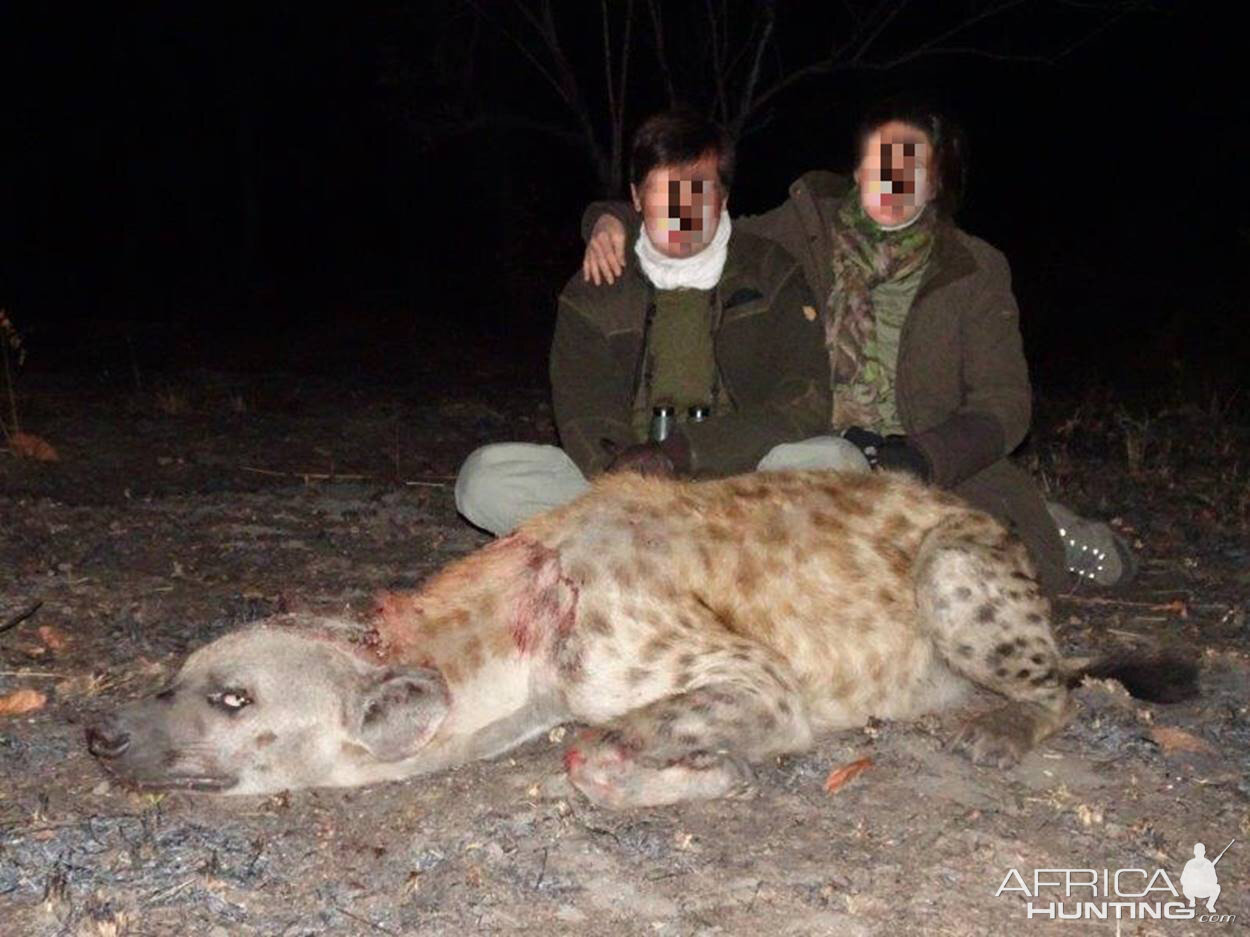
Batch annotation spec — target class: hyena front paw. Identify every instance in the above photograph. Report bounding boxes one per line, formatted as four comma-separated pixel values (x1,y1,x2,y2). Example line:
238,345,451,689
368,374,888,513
564,731,753,808
949,708,1035,769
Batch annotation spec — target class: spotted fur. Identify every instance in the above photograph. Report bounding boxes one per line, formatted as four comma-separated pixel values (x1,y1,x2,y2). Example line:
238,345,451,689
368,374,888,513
88,469,1188,806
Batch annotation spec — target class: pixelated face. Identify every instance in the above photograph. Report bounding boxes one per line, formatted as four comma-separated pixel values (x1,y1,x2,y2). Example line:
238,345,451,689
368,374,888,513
855,120,932,228
631,151,727,258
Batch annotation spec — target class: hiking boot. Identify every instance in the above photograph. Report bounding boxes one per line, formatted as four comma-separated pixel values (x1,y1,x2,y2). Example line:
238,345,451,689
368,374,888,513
1046,501,1139,586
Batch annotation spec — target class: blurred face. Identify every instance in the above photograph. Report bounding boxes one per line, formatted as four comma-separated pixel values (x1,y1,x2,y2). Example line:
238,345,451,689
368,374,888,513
631,151,727,258
854,120,933,228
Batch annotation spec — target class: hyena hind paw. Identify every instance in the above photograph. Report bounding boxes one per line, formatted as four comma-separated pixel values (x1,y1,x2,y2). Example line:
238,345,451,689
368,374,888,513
949,708,1036,770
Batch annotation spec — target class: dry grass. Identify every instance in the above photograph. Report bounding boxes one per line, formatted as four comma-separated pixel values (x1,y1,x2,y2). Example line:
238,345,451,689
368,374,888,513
0,308,27,447
1028,388,1250,529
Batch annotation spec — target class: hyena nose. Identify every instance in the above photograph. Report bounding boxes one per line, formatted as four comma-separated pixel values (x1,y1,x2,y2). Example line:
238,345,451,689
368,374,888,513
86,724,131,759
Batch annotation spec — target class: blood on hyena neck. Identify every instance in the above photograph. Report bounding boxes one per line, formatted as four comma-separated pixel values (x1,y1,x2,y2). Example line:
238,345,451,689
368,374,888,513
372,533,579,688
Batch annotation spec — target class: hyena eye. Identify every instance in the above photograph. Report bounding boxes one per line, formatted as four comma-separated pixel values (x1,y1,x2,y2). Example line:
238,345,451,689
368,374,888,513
208,689,253,712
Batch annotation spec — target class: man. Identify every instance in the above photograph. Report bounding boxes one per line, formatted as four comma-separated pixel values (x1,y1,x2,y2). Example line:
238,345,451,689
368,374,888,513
455,110,850,535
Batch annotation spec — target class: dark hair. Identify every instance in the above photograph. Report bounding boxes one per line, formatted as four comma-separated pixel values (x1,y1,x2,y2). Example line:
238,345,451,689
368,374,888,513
629,109,736,193
854,95,967,218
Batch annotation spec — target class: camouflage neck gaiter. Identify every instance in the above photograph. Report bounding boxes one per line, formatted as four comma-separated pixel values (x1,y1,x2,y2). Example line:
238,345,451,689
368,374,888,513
827,188,935,424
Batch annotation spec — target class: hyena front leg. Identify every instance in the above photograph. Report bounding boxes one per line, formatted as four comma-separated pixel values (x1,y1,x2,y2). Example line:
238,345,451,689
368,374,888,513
914,514,1071,768
566,641,811,809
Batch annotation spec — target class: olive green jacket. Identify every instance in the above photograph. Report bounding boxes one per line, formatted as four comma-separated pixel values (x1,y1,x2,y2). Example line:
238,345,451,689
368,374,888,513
583,173,1066,593
551,229,829,479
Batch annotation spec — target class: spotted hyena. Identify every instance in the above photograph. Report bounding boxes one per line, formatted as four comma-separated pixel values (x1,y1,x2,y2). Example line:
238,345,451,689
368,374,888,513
87,470,1194,807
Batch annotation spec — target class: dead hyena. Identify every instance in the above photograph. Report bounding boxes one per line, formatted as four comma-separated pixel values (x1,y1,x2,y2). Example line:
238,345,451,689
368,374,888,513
87,470,1195,807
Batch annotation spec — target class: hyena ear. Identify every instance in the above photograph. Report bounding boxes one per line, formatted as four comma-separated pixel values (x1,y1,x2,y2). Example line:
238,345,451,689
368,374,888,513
350,668,449,762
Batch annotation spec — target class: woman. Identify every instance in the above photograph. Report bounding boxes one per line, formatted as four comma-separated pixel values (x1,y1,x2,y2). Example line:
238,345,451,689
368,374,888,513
581,98,1133,595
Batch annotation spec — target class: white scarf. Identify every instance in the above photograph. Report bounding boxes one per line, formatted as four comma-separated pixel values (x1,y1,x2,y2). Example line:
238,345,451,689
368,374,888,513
634,211,732,290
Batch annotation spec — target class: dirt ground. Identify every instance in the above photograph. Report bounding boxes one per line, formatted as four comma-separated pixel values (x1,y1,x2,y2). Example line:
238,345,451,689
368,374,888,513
1,373,1248,936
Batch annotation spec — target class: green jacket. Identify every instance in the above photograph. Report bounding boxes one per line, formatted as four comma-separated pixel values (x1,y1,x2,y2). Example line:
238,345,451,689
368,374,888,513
551,228,829,478
583,172,1066,594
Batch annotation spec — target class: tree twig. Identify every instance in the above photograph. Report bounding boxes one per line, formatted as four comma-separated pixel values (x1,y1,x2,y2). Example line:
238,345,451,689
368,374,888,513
1,601,42,635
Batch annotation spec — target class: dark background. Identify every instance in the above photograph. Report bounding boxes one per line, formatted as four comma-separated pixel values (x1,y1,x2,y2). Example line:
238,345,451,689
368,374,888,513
3,3,1245,400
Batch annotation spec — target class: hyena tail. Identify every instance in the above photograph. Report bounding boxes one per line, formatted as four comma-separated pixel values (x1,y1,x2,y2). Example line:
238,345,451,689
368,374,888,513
1062,652,1199,704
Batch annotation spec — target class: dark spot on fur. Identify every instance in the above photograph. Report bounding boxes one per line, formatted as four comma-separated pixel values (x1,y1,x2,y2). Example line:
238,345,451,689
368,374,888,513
955,587,972,600
611,561,635,589
1026,613,1043,624
584,610,613,636
735,553,762,594
254,731,277,749
1015,668,1032,680
777,699,792,716
626,666,650,686
994,641,1015,657
1031,668,1057,686
977,604,999,624
677,733,703,747
995,667,1008,678
567,561,596,586
1030,654,1046,665
642,635,673,662
677,652,696,668
957,644,974,658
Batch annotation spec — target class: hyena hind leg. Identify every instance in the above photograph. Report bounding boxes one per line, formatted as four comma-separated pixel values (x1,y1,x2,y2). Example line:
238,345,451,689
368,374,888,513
566,651,811,809
914,518,1071,769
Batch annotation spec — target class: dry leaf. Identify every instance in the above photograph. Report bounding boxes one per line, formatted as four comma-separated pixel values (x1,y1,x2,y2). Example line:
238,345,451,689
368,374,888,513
37,625,69,651
1159,599,1189,619
0,688,47,716
10,432,59,462
1150,726,1215,755
824,756,873,794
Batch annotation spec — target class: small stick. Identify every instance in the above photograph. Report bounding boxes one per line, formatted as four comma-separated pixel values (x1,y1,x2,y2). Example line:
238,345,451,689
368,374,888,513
1063,596,1188,614
0,600,42,634
0,670,64,678
242,466,372,481
333,906,398,936
241,465,454,488
144,877,194,906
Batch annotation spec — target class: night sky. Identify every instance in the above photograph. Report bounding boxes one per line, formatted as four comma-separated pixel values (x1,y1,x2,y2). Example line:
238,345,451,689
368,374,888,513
4,3,1244,397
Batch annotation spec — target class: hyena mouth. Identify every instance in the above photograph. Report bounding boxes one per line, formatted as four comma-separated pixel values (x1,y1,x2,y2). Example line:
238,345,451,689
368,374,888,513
93,759,239,793
119,773,239,793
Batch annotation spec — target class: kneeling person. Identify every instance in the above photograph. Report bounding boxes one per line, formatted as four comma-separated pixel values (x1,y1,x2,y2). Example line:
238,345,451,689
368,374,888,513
457,110,856,534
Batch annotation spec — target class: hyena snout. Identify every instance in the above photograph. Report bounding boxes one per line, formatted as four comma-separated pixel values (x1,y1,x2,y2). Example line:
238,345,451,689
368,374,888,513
86,720,131,759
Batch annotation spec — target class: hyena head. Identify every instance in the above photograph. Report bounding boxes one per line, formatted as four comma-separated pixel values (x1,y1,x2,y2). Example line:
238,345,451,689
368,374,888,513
86,623,448,795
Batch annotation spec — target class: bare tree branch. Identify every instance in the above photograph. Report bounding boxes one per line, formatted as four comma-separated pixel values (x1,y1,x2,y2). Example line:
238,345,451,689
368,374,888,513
437,0,1148,194
645,0,678,107
602,0,616,132
847,0,911,65
704,0,729,123
732,0,775,138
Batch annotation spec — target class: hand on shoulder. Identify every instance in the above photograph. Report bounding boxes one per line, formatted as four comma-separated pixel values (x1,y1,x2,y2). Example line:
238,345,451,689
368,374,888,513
582,215,628,286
